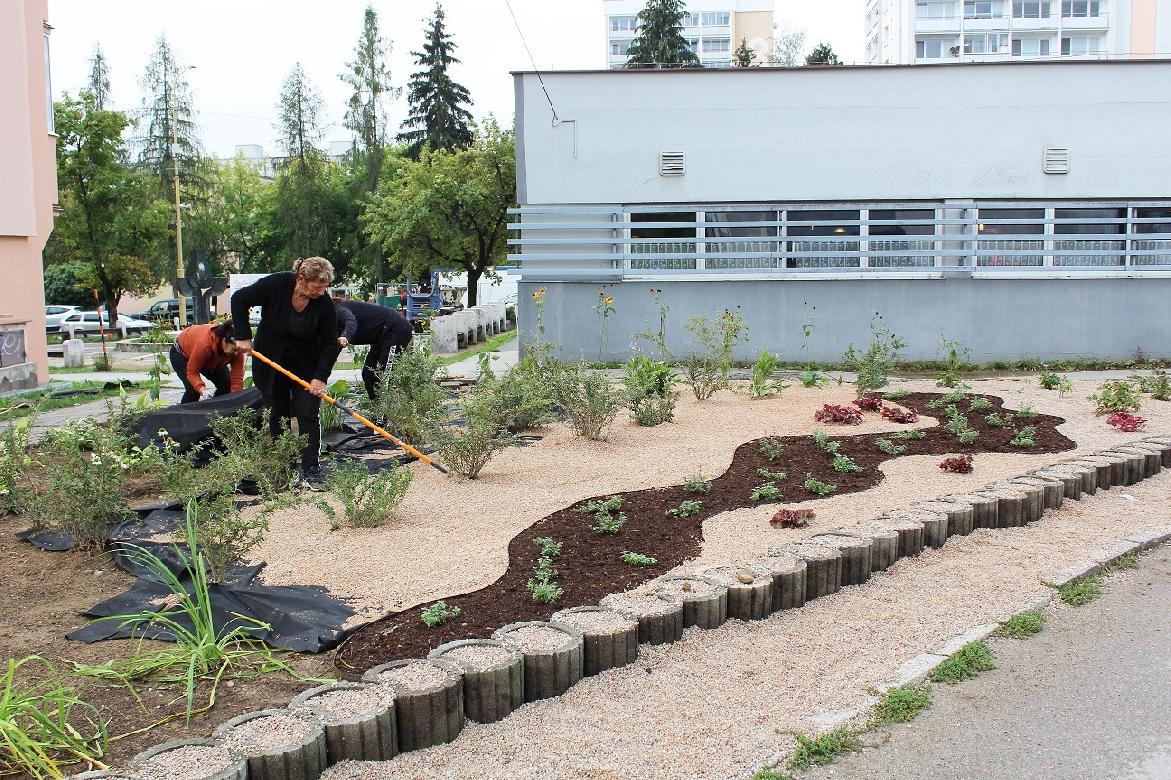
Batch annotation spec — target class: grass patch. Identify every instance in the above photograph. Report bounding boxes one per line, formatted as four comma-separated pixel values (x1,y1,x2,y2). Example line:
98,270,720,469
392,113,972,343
869,683,933,727
751,768,793,780
334,330,516,371
0,382,128,422
1114,552,1140,570
1058,574,1103,606
47,364,100,374
787,726,863,770
929,641,996,685
991,610,1046,639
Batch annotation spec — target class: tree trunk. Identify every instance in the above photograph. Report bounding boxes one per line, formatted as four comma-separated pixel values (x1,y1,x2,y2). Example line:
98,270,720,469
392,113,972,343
466,265,482,307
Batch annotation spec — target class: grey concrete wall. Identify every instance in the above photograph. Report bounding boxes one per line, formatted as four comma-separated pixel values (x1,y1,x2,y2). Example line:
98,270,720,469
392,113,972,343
517,277,1171,364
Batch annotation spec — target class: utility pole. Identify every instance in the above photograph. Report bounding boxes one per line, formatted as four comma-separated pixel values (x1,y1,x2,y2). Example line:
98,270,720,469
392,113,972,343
171,63,194,328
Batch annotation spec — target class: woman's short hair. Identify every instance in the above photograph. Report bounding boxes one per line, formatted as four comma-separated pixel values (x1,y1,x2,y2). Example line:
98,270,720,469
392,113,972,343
293,256,335,285
212,320,236,343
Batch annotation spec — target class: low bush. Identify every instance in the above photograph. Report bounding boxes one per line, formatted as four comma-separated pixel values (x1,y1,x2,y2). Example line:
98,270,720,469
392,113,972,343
832,453,862,473
803,476,837,496
366,345,450,447
553,363,623,440
1038,371,1062,390
591,511,627,535
944,409,979,444
770,507,814,528
842,315,905,398
0,417,34,515
750,482,782,502
1132,370,1171,401
1088,380,1142,415
209,408,304,503
814,403,862,425
875,437,906,455
939,454,974,473
880,406,918,424
758,437,784,461
420,601,461,628
433,419,513,479
681,310,748,401
326,458,412,528
623,355,679,426
319,379,356,432
1106,411,1147,432
183,494,267,584
463,360,557,432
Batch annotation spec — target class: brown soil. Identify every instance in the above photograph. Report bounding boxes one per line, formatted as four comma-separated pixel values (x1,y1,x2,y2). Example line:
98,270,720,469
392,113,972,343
334,392,1073,673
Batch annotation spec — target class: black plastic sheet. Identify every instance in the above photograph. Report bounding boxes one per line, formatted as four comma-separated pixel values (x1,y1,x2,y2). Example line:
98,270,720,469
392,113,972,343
132,387,265,457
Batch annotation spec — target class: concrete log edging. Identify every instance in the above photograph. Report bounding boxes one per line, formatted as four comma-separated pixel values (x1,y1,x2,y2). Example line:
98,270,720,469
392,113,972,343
550,606,639,676
986,481,1044,523
911,500,975,537
695,566,775,621
598,591,685,646
878,514,927,559
654,575,729,629
1031,468,1084,500
790,541,844,599
492,621,586,702
1090,452,1131,487
1101,448,1153,483
129,738,248,780
802,534,873,588
362,658,465,753
975,488,1028,528
1126,442,1166,473
1067,457,1114,490
1043,462,1097,495
212,709,327,780
753,553,808,610
289,681,398,763
1011,474,1065,510
428,639,524,725
886,507,948,548
1139,437,1171,467
942,493,999,530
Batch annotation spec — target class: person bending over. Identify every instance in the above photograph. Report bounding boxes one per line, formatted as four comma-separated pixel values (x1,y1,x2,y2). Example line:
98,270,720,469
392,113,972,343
230,257,339,487
170,320,245,403
334,297,414,401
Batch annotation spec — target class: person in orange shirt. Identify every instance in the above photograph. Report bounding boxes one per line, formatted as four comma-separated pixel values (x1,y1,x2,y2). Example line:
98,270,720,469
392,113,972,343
169,320,246,403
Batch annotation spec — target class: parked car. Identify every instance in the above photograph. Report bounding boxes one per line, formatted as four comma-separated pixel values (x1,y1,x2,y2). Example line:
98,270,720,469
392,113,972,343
126,299,198,325
44,305,80,331
54,311,153,336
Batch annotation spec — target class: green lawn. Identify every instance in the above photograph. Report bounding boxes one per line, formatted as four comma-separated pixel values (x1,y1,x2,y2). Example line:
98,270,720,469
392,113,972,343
0,382,129,422
333,330,518,371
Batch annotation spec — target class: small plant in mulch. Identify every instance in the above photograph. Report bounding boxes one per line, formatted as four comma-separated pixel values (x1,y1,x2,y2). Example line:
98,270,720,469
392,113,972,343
927,390,968,409
684,473,712,493
929,641,996,684
875,437,906,456
758,437,785,461
852,396,883,412
882,389,910,400
757,467,787,481
1010,425,1038,447
750,482,783,502
527,537,564,603
573,496,624,515
420,601,462,628
591,511,627,535
803,476,837,496
1106,412,1147,432
769,507,814,528
984,412,1011,428
880,405,918,424
1088,379,1143,415
665,500,702,518
944,408,979,444
991,610,1046,639
968,397,993,412
939,454,974,474
831,453,862,473
574,496,627,535
869,683,933,727
812,429,841,455
620,551,656,567
890,428,925,441
813,403,863,425
1015,404,1039,419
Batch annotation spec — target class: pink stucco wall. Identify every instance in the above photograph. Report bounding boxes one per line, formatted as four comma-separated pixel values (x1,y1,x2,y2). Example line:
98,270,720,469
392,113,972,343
0,0,56,385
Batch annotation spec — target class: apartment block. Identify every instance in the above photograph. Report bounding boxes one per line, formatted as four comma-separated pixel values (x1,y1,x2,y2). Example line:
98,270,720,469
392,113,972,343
603,0,775,68
865,0,1171,64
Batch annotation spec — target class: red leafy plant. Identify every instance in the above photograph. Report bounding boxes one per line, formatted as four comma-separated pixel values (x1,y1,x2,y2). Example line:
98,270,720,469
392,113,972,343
814,403,863,425
881,406,919,424
770,508,815,528
939,454,974,474
852,397,883,412
1106,412,1147,432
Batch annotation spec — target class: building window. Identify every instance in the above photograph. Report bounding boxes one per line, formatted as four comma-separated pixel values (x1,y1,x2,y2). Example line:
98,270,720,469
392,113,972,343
686,37,700,53
702,37,730,53
868,208,936,268
630,212,697,271
701,59,733,68
1011,36,1052,56
609,15,637,32
1012,1,1051,17
978,208,1044,266
610,40,632,56
965,33,1008,53
1061,0,1100,16
916,38,954,58
683,12,700,27
1053,208,1124,266
1134,208,1171,266
43,33,54,134
964,1,1003,19
1061,35,1101,55
916,1,956,18
787,210,861,269
701,11,731,26
706,211,780,270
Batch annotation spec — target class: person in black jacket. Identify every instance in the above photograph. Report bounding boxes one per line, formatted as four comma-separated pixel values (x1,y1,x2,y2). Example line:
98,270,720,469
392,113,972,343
334,297,414,401
231,257,339,487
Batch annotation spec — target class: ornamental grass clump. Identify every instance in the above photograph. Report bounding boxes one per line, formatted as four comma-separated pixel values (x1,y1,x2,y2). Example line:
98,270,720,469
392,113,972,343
623,355,679,426
553,363,623,440
325,458,412,529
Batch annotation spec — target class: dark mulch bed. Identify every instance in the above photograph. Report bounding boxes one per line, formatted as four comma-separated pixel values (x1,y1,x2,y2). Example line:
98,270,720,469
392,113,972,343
334,392,1073,674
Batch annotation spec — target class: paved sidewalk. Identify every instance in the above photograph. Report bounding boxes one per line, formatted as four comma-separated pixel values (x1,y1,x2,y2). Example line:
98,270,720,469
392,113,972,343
807,546,1171,780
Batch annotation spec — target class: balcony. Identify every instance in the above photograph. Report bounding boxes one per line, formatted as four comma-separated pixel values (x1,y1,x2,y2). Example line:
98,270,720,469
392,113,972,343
1011,15,1058,30
915,16,963,32
1061,12,1109,29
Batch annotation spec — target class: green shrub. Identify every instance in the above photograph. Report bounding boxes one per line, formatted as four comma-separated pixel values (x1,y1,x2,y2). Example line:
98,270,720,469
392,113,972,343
553,363,622,440
803,476,837,496
433,419,513,479
591,511,627,535
832,453,862,473
1038,371,1062,390
750,349,787,399
944,409,979,443
1132,370,1171,401
623,355,679,426
750,482,782,501
758,436,785,461
209,408,305,503
366,345,450,446
682,310,748,400
812,429,840,455
0,417,34,515
420,601,461,628
1010,425,1037,447
574,496,623,514
1088,380,1142,415
527,537,564,603
842,315,905,397
326,458,412,528
182,494,267,584
665,500,702,518
883,389,910,400
875,437,906,455
463,359,557,432
684,473,713,493
621,551,656,566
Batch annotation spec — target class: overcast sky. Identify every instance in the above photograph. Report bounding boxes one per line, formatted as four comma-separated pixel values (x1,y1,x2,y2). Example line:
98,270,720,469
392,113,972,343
47,0,866,158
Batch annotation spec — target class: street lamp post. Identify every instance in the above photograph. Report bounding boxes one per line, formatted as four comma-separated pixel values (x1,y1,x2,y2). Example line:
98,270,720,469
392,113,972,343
171,64,195,328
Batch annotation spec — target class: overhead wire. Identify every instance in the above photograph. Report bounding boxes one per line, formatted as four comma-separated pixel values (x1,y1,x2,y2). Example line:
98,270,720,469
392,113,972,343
502,0,560,122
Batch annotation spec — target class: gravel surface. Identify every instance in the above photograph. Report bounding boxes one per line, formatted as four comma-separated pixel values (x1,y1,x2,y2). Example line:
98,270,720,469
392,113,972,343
499,625,573,653
599,591,680,617
220,712,318,754
136,744,237,780
551,608,636,634
373,661,460,692
302,687,392,721
656,578,721,599
698,565,768,586
438,643,517,670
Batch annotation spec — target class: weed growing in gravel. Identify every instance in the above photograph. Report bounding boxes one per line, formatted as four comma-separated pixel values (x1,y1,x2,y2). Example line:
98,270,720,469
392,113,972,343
1039,371,1062,390
786,726,863,770
527,537,564,603
811,429,841,455
875,437,906,456
750,350,788,399
621,551,657,567
758,437,785,461
890,429,926,441
929,641,996,684
1010,426,1037,448
803,476,837,496
984,412,1010,428
1015,404,1039,419
757,467,787,481
1088,380,1142,415
684,473,712,493
842,314,905,398
869,683,932,726
1115,552,1140,569
420,601,462,628
968,397,993,412
832,453,862,473
1058,574,1103,606
750,769,793,780
991,610,1046,639
665,500,702,518
750,482,782,502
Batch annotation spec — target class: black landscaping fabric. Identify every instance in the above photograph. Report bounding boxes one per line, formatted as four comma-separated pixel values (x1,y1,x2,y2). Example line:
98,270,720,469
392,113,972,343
132,387,265,457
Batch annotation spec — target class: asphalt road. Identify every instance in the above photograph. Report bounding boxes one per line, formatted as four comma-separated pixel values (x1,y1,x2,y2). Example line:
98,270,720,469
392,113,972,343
806,546,1171,780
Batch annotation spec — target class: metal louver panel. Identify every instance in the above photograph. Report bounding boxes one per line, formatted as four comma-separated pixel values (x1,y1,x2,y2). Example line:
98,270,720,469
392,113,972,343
659,151,685,176
1043,147,1070,174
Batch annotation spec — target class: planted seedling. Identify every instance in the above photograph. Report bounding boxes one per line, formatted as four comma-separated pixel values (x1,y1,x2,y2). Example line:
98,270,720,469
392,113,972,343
889,428,925,441
814,403,863,425
573,496,623,514
812,429,841,455
684,473,713,493
621,551,657,567
758,437,784,461
770,507,814,528
1015,404,1039,419
750,482,782,502
1038,371,1062,390
421,601,462,628
527,536,564,603
883,389,910,400
968,397,992,412
1010,425,1037,447
984,412,1010,428
881,405,918,424
803,476,837,496
1107,412,1147,432
666,500,702,518
591,511,627,535
875,437,906,455
757,467,787,481
832,453,862,473
939,454,974,473
852,396,883,412
1088,380,1142,415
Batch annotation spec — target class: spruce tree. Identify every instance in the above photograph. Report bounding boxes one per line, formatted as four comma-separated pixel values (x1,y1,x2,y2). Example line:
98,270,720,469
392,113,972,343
274,64,329,261
805,42,843,65
397,3,474,158
87,45,111,109
137,35,204,197
624,0,700,68
733,38,757,66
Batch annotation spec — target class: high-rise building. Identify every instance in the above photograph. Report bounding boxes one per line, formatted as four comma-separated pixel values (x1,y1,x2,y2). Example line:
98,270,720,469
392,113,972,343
603,0,775,69
865,0,1171,64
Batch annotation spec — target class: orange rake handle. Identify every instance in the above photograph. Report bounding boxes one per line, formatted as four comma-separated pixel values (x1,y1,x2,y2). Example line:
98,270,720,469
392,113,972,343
249,348,448,474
